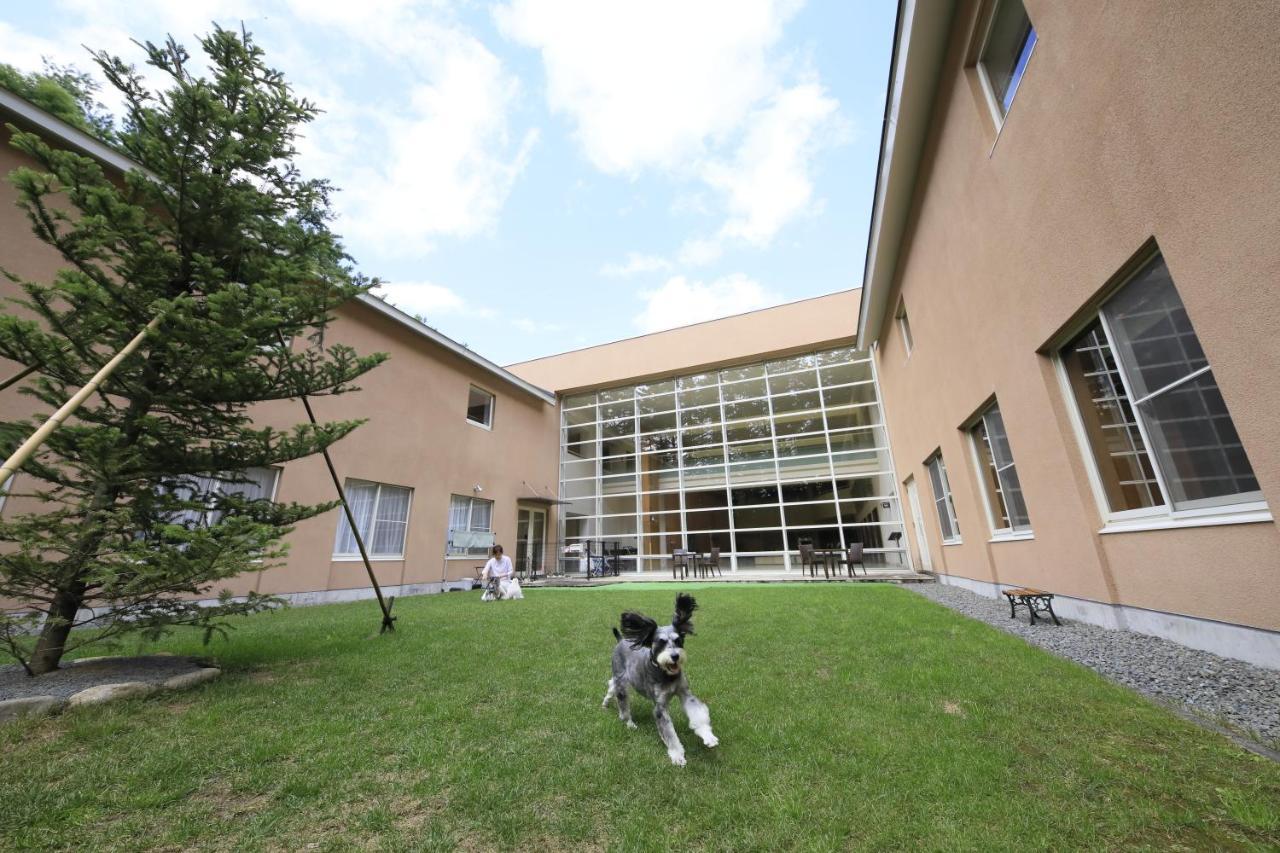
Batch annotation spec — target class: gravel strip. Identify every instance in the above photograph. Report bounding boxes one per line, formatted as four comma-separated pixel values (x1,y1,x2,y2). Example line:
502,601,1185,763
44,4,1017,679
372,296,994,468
0,655,213,702
909,583,1280,746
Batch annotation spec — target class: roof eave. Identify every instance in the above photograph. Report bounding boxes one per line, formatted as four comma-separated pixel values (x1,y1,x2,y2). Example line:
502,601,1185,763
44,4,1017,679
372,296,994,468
0,88,148,178
856,0,957,350
355,294,557,405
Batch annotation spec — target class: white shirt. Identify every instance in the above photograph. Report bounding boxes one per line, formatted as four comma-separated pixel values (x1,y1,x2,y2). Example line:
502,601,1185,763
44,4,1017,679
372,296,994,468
483,555,513,580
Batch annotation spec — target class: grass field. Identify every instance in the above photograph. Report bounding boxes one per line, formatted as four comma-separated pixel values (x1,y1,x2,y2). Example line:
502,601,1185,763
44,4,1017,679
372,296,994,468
2,585,1278,851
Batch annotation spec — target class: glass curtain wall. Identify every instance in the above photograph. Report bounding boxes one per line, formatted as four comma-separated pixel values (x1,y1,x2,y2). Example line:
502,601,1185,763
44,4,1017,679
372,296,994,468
558,347,908,572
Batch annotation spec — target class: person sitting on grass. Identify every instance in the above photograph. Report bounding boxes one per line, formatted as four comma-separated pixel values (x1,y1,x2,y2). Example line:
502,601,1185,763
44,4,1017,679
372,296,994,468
481,544,522,601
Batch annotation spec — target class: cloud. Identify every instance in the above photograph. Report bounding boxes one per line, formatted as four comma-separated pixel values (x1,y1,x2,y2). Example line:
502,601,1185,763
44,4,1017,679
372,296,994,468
600,252,672,278
634,274,782,333
285,12,538,257
4,2,536,261
496,0,842,254
372,281,494,321
701,81,841,245
495,0,801,175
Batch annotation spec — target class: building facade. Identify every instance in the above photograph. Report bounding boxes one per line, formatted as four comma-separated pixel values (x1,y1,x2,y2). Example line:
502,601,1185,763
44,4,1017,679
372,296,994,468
856,0,1280,665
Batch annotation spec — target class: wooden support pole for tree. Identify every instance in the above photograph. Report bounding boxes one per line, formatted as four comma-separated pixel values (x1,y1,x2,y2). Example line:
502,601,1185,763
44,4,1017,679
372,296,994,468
0,314,162,485
275,331,395,633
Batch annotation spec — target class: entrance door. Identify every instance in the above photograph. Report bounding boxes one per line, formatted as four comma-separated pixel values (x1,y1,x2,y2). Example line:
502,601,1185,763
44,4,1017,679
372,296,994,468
516,508,547,577
904,476,933,572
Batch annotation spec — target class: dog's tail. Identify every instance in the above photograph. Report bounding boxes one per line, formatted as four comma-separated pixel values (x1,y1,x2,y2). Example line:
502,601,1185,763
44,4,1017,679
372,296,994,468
612,626,621,641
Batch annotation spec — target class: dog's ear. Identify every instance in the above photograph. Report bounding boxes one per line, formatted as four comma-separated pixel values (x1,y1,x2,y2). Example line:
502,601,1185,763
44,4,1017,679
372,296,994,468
619,611,657,648
673,593,698,636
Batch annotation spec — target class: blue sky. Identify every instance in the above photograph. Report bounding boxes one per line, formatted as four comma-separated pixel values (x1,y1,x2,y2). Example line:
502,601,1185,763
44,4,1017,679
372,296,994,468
2,1,895,365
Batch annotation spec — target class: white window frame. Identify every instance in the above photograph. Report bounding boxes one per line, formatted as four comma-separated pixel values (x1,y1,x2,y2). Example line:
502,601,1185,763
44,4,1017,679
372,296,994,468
976,0,1038,129
447,494,494,557
895,299,914,357
926,453,962,545
966,404,1034,541
466,385,495,430
1053,259,1270,534
333,479,414,560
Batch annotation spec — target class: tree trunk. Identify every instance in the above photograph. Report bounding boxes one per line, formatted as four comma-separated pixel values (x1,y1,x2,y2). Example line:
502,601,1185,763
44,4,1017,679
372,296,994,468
28,582,86,675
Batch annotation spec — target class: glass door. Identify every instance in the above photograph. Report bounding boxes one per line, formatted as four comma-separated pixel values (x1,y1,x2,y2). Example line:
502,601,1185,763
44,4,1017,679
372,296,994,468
516,508,547,577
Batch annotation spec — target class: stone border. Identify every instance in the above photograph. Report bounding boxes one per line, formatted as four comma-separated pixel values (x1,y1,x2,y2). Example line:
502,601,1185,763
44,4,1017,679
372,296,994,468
0,665,221,724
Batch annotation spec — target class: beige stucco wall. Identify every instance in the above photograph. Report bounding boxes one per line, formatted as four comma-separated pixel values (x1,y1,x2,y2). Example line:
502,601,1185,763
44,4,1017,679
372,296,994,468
0,123,560,605
507,289,861,393
870,0,1280,630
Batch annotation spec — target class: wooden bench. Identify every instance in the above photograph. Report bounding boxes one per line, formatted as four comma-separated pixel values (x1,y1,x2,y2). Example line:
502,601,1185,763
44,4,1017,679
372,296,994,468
1001,587,1061,625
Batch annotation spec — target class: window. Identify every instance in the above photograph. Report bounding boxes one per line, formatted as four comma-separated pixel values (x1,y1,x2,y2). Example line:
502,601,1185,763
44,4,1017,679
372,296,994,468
895,300,914,356
1059,253,1261,520
969,402,1031,535
926,453,961,544
467,385,494,428
980,0,1037,118
166,467,281,530
334,480,413,558
447,494,494,556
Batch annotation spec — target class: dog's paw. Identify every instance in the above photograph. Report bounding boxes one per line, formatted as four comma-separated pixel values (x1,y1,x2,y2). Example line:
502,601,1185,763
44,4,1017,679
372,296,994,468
625,719,638,730
701,734,719,748
669,752,687,767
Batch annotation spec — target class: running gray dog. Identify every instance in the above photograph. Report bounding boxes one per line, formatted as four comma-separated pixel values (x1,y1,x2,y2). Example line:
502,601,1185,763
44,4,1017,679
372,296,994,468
601,593,718,766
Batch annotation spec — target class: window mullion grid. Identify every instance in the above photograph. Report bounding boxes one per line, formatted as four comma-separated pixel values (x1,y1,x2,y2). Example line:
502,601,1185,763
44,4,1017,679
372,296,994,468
944,458,961,537
674,382,688,555
762,376,787,570
981,414,1013,531
816,356,847,555
1088,328,1159,507
368,484,384,555
1097,310,1173,511
716,375,737,571
968,425,1001,535
629,406,639,572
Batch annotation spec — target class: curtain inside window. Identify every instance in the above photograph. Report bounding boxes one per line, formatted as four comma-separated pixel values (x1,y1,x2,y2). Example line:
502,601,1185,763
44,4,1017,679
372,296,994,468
335,481,378,555
371,485,411,556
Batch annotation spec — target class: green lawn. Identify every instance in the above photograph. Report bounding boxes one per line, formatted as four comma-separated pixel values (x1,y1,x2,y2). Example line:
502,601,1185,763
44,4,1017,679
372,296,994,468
2,585,1278,851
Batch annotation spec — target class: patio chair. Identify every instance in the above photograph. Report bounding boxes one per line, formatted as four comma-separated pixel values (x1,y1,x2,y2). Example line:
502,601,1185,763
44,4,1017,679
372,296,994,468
844,543,866,577
700,547,723,578
672,549,691,580
798,542,817,578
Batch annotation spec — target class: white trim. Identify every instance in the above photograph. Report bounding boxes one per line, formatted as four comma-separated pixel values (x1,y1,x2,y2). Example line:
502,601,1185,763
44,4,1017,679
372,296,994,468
466,384,495,430
333,479,414,560
1099,508,1272,535
988,531,1035,543
933,573,1280,670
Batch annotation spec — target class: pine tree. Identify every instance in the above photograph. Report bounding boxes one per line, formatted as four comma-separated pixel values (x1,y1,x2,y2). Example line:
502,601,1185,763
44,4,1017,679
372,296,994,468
0,28,387,675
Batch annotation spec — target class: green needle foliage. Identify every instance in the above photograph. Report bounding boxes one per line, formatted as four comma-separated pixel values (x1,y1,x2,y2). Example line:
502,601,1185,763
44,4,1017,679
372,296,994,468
0,28,387,675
